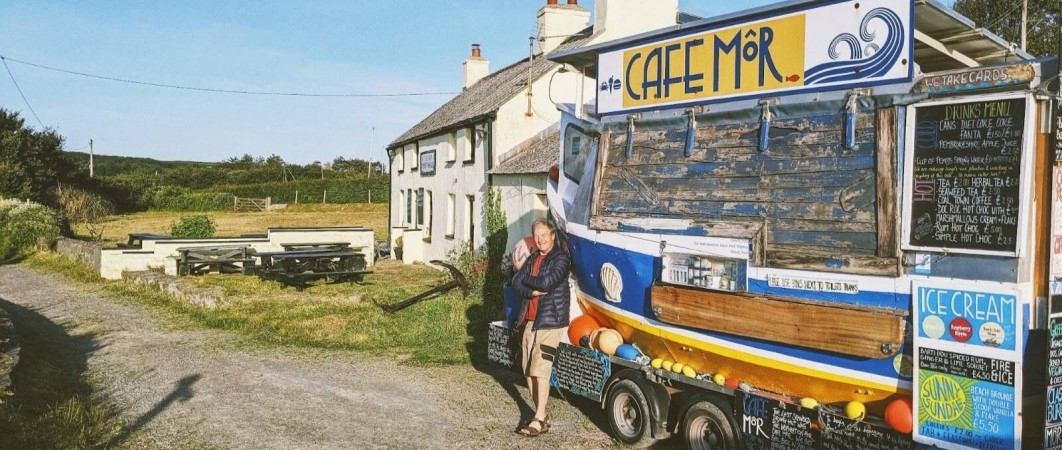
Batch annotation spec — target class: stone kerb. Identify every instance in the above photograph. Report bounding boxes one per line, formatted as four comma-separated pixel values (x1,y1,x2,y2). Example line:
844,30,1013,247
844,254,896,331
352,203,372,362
0,305,19,397
122,271,227,309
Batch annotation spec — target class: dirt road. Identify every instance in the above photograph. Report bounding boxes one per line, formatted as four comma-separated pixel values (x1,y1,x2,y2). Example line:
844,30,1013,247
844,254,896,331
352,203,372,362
0,265,620,449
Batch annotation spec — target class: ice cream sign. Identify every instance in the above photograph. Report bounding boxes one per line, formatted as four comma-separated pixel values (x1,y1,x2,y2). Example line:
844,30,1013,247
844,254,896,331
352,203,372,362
916,285,1017,350
594,0,913,114
913,281,1023,449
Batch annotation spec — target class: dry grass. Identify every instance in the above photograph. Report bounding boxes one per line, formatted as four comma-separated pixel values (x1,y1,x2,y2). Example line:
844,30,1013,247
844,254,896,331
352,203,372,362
78,203,389,245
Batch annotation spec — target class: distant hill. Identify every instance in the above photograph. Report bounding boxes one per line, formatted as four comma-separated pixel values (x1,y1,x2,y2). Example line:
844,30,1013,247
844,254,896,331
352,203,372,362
65,151,215,177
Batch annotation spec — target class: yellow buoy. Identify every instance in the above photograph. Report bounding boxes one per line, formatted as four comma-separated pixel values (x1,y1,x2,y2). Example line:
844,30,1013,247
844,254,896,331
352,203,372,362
799,398,819,409
682,366,696,378
650,358,663,369
661,360,674,371
712,373,726,385
672,362,685,373
845,401,866,420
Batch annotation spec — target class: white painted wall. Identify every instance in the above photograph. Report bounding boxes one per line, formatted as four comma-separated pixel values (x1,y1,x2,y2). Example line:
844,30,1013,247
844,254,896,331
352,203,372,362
494,174,548,252
594,0,679,41
98,229,375,280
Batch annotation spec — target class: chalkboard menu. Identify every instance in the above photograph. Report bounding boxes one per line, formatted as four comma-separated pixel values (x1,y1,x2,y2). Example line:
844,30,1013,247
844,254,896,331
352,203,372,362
907,96,1026,254
486,322,514,369
736,391,911,450
820,410,912,450
549,343,610,402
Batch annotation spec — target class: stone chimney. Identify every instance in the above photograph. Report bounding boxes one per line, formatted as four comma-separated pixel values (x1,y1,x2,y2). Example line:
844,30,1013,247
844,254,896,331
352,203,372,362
462,44,489,89
537,0,590,55
594,0,679,40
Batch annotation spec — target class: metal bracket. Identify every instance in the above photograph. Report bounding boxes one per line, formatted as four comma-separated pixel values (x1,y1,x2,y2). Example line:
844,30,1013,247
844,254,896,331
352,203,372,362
625,114,637,158
758,100,774,152
684,109,697,157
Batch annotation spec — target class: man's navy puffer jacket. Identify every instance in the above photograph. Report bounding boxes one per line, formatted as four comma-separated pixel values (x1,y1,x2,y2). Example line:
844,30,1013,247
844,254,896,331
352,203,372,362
511,248,571,331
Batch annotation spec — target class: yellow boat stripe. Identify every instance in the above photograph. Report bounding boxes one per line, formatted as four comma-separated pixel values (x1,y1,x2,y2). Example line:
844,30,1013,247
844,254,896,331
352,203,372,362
584,295,907,394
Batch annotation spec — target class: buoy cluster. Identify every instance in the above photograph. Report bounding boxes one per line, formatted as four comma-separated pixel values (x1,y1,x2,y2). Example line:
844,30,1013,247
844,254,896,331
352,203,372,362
566,314,913,434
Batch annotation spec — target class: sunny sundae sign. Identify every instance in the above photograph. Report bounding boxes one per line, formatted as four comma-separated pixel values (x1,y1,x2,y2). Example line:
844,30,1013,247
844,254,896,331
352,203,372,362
595,0,913,114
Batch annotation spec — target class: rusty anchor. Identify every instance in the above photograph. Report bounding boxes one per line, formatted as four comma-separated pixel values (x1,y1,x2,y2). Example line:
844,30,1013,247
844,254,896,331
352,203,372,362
374,260,470,314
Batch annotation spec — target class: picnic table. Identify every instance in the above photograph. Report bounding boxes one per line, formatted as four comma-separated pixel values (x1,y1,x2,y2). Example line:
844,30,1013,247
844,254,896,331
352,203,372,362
279,242,353,252
257,250,371,291
121,232,173,249
176,245,257,276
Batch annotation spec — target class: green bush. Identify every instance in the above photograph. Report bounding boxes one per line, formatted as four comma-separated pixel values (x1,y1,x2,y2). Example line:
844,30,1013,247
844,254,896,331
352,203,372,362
0,198,63,259
169,215,216,238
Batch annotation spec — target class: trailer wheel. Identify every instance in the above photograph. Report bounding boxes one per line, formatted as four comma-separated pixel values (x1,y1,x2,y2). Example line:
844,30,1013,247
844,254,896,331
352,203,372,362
682,399,739,450
605,379,657,448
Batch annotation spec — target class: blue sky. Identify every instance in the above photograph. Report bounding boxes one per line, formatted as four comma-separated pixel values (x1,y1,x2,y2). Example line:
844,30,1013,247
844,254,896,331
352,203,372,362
1,1,794,165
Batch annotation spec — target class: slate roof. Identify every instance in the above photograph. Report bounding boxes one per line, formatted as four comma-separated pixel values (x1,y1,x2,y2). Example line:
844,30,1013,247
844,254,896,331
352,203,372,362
489,130,559,175
388,28,596,150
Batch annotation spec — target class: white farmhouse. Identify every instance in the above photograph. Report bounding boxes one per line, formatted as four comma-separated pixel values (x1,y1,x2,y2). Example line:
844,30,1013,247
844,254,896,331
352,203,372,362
387,0,681,263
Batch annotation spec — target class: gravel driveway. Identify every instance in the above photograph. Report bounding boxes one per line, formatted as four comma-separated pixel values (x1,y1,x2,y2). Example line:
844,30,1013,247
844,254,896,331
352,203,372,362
0,265,621,449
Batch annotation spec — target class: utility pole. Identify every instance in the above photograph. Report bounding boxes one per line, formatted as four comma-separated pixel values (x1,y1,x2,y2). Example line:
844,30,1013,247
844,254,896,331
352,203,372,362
1021,0,1027,51
367,126,375,178
89,139,94,177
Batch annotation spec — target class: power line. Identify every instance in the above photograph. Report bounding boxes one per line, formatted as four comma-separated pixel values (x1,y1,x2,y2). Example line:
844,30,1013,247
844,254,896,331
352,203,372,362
0,54,459,98
1,56,46,128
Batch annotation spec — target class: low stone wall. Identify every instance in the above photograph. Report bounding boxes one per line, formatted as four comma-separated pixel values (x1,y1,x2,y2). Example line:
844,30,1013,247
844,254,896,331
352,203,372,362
56,237,102,272
122,271,228,309
0,306,19,396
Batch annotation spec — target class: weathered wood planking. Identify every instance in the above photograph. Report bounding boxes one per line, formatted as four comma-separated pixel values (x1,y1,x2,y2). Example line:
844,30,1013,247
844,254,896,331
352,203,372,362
766,247,900,276
589,215,763,239
601,198,876,223
603,176,874,203
651,284,907,358
592,109,886,272
875,108,899,258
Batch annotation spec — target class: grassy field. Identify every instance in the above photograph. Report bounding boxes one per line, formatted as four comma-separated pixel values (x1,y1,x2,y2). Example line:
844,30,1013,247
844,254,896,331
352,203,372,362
79,203,389,245
25,252,496,365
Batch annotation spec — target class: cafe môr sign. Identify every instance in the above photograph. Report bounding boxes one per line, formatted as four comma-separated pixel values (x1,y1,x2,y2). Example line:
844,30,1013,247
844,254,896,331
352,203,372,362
595,0,913,115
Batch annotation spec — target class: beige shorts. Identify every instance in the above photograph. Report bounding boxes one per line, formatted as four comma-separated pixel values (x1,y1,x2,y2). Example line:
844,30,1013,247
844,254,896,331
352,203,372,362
521,326,563,379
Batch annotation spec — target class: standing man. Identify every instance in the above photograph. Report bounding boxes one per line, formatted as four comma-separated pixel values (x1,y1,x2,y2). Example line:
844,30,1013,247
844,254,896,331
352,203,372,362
511,218,570,437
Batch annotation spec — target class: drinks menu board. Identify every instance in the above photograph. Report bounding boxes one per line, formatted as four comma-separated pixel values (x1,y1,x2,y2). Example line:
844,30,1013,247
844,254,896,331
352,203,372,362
905,96,1027,254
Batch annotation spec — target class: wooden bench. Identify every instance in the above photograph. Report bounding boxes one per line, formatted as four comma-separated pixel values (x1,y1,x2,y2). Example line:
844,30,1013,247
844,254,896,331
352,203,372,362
175,245,257,276
257,251,371,291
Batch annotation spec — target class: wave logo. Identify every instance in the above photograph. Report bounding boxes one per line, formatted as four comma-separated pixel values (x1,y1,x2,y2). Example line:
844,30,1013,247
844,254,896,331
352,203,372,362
805,8,905,85
919,372,975,429
600,76,621,94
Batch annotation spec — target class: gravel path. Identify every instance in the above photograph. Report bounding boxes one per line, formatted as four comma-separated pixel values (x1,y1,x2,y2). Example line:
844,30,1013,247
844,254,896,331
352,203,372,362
0,265,621,449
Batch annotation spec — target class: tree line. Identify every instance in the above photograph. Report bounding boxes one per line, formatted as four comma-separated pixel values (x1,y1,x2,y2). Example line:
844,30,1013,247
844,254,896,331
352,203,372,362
0,108,387,213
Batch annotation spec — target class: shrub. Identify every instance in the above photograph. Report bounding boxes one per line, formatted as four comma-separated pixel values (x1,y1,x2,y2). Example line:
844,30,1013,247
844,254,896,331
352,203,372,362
56,187,114,241
169,215,216,238
0,198,63,259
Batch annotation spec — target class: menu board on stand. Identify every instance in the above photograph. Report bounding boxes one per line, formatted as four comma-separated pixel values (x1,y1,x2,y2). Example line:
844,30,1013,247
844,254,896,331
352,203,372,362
902,95,1031,255
913,280,1022,449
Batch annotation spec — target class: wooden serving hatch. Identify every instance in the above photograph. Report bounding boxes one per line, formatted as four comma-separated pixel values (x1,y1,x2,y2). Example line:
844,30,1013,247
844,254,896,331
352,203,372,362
651,283,907,359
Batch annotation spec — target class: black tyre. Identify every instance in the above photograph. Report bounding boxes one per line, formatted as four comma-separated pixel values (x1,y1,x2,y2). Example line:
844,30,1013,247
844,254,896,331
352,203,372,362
605,379,658,448
681,399,740,450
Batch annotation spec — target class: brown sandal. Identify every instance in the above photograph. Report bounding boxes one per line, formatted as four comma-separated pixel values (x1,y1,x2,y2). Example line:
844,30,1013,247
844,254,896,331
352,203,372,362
517,417,549,437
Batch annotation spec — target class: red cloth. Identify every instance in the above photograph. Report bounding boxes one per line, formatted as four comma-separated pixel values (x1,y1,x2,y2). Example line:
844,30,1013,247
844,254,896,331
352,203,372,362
524,253,546,323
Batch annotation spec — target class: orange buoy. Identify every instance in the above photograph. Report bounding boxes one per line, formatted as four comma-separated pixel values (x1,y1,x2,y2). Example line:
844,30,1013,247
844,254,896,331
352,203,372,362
885,397,913,433
567,315,600,347
724,377,740,390
594,328,623,355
